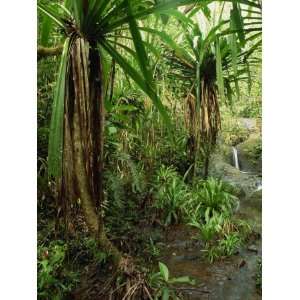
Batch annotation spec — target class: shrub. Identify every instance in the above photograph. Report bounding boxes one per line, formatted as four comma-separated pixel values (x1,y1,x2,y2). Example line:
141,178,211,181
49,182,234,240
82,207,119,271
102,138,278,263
37,241,79,299
153,165,190,225
189,209,224,242
198,178,238,215
149,262,195,299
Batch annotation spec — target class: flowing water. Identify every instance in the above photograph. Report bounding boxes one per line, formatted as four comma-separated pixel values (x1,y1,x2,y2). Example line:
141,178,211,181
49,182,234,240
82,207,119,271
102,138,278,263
159,232,261,300
158,210,261,299
232,147,240,170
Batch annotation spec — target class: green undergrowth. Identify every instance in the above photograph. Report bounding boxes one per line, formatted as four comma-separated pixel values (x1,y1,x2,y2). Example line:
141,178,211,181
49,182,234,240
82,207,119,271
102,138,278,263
38,75,256,299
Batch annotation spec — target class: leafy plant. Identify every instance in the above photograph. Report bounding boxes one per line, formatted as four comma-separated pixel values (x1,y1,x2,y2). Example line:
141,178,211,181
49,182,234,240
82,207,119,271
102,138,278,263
188,200,252,262
197,177,238,216
152,3,261,177
149,262,195,300
38,241,79,299
153,166,189,225
182,177,238,226
219,232,242,256
38,0,205,261
147,237,161,258
206,246,222,264
82,238,109,264
189,208,225,242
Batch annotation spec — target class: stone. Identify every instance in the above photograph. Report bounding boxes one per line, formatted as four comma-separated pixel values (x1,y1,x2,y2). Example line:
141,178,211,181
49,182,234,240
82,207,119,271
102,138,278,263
236,133,262,174
247,245,258,253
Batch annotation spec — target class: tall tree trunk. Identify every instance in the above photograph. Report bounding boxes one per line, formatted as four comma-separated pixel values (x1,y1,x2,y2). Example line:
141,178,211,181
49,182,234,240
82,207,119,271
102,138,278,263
62,37,121,266
185,94,198,179
199,84,221,179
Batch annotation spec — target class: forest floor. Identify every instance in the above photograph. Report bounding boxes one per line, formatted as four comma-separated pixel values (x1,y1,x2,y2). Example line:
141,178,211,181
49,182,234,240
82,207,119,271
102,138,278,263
38,117,262,300
158,196,261,300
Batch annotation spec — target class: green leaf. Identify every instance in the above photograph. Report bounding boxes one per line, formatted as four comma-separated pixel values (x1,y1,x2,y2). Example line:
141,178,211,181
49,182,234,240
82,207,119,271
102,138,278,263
40,15,52,47
113,104,137,112
162,287,169,300
159,262,169,282
72,0,83,29
229,30,238,77
126,0,156,100
48,37,70,179
201,4,211,20
164,8,194,27
203,19,228,45
139,27,194,64
215,37,225,102
245,61,252,93
85,0,109,32
169,276,194,284
108,0,199,31
101,40,171,127
231,3,245,47
109,41,138,61
108,126,117,135
37,3,65,28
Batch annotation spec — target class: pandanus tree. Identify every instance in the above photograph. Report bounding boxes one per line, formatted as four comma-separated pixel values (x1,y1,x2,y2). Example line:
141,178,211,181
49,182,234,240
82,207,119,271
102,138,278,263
38,0,208,266
149,0,261,178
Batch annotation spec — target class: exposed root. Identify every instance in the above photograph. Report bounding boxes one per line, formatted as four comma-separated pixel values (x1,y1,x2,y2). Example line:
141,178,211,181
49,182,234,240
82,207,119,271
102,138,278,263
72,256,154,300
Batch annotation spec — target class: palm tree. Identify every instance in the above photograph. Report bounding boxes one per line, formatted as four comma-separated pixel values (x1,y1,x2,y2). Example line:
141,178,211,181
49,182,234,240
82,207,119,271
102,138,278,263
38,0,205,266
147,1,261,178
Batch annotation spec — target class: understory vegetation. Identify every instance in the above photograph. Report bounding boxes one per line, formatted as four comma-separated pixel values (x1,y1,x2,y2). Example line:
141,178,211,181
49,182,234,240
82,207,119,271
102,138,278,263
38,0,262,299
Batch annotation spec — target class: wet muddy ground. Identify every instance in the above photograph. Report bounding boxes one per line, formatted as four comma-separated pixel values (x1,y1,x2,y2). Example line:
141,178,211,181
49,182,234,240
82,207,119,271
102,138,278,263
157,197,262,300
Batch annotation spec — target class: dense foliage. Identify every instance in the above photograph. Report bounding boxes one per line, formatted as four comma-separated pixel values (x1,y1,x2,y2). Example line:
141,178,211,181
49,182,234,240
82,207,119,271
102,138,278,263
38,0,262,299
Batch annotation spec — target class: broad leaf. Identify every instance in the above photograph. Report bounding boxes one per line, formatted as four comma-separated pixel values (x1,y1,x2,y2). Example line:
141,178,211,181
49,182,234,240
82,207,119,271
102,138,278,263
159,262,169,282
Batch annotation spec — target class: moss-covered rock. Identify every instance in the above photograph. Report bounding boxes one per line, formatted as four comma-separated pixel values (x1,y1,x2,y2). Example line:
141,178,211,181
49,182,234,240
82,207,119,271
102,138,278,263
246,189,262,212
236,133,262,174
208,143,262,198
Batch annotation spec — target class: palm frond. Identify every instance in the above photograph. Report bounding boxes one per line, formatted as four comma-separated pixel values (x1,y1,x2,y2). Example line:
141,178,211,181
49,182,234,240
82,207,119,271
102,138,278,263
48,37,71,178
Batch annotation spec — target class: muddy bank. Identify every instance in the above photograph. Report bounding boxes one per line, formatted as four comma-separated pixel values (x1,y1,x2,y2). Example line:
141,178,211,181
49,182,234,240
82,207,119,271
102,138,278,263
157,197,262,299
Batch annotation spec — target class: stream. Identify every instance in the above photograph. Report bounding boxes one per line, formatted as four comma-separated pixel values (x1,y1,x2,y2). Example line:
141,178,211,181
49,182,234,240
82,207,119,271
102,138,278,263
158,146,262,300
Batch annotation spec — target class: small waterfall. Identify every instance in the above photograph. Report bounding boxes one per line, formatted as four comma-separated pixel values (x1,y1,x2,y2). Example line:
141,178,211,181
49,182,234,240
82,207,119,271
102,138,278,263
232,147,240,170
255,181,262,192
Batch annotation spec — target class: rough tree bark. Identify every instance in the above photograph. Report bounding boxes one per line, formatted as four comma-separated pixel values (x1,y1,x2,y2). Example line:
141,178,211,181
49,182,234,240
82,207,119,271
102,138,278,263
61,37,121,266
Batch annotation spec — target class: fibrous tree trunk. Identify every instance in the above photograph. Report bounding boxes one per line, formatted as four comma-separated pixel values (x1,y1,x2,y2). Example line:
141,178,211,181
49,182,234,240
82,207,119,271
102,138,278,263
185,81,221,179
199,81,221,178
185,93,199,178
61,37,121,266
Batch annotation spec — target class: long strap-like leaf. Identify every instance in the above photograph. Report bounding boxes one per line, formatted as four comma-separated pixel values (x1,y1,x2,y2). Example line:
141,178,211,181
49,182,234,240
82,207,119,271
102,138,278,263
38,3,65,29
215,37,225,102
126,0,153,85
48,38,70,179
101,40,171,127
